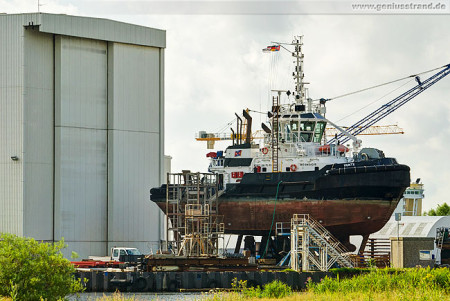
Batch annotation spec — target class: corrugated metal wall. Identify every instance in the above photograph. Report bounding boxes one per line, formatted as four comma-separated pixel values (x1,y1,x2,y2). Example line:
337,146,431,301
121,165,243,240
0,16,24,236
0,14,165,258
54,36,108,257
23,28,54,241
107,43,164,253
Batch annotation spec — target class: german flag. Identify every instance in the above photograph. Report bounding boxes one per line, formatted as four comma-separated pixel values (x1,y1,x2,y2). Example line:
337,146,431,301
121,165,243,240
262,45,280,52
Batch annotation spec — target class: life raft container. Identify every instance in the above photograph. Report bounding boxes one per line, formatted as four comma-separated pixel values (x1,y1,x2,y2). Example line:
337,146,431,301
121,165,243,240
319,144,349,153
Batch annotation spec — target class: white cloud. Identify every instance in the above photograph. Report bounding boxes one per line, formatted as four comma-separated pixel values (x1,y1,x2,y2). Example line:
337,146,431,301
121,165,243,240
0,0,78,14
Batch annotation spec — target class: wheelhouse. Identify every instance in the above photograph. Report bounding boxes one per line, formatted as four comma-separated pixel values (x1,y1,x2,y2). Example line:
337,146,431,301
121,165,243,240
276,113,327,144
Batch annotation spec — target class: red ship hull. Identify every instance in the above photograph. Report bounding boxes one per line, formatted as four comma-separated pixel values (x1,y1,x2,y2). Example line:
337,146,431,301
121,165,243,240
218,198,398,237
155,197,398,241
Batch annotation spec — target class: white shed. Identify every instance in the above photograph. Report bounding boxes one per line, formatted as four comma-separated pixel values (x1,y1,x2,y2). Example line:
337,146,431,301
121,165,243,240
371,216,450,264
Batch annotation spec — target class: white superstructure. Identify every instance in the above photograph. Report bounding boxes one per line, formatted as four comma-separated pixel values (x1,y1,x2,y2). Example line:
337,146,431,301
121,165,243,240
207,37,361,187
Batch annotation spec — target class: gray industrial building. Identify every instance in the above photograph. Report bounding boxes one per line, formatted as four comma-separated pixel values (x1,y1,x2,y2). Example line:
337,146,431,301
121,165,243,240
0,13,166,258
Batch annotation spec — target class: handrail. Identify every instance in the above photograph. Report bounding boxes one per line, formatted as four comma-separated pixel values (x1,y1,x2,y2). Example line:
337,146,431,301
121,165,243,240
291,214,354,269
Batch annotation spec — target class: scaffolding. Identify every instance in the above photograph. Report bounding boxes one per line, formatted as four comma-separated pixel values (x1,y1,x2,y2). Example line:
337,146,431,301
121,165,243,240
165,172,224,257
288,214,354,271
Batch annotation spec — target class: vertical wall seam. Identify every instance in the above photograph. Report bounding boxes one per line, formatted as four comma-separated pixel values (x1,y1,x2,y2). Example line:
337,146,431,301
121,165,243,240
158,48,165,243
21,25,25,236
52,33,56,243
105,42,109,254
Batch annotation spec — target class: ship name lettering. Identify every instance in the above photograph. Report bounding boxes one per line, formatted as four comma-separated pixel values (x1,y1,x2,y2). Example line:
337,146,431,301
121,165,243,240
299,163,316,166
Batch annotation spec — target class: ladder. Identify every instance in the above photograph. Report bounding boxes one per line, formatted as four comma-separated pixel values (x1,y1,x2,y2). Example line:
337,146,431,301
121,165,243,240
271,96,280,172
436,227,449,250
290,214,354,271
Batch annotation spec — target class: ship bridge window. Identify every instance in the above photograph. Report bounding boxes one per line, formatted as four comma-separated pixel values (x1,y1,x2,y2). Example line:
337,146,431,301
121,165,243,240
291,121,299,142
284,122,291,141
300,121,315,132
313,121,326,143
299,121,315,142
300,132,313,142
281,120,300,142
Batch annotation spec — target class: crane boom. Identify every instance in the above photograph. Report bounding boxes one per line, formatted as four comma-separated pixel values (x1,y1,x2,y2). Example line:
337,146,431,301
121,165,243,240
325,125,404,137
327,64,450,145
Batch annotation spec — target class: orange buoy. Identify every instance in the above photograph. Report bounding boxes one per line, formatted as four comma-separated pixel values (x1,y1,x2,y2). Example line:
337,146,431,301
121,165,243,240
261,147,269,155
290,164,298,172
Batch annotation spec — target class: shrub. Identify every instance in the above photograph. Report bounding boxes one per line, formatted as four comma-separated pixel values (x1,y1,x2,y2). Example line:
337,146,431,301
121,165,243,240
231,278,292,299
262,280,292,298
0,233,84,300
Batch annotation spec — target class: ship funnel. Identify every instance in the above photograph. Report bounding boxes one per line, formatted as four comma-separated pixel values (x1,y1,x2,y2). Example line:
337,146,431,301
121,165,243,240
242,110,252,144
230,128,235,145
235,113,243,144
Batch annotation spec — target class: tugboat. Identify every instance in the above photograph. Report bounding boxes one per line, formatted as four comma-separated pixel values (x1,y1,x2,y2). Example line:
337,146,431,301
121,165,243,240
151,36,411,252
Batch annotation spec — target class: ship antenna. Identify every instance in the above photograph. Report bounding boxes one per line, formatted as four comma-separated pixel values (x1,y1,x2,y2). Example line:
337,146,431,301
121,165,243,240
293,36,305,106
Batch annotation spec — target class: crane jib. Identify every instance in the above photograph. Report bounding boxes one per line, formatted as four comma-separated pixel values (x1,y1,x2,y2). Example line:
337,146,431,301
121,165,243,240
327,65,450,145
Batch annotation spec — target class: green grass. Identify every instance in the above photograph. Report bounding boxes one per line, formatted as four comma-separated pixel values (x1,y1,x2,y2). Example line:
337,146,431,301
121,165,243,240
207,278,293,300
208,268,450,300
308,267,450,294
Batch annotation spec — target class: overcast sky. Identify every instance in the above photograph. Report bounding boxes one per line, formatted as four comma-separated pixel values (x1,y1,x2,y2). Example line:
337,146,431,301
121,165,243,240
1,0,449,212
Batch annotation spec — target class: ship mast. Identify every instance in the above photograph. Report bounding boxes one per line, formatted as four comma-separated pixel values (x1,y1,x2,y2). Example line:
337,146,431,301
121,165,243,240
292,36,305,106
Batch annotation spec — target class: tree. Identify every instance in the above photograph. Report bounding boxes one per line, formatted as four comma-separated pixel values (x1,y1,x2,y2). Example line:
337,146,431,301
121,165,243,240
0,233,83,300
425,202,450,216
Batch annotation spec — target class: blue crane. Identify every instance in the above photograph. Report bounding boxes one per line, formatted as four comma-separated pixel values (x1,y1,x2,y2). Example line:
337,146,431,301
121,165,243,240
327,64,450,145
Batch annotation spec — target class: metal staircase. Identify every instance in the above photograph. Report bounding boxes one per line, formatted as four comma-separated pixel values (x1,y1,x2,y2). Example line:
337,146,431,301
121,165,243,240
290,214,354,271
